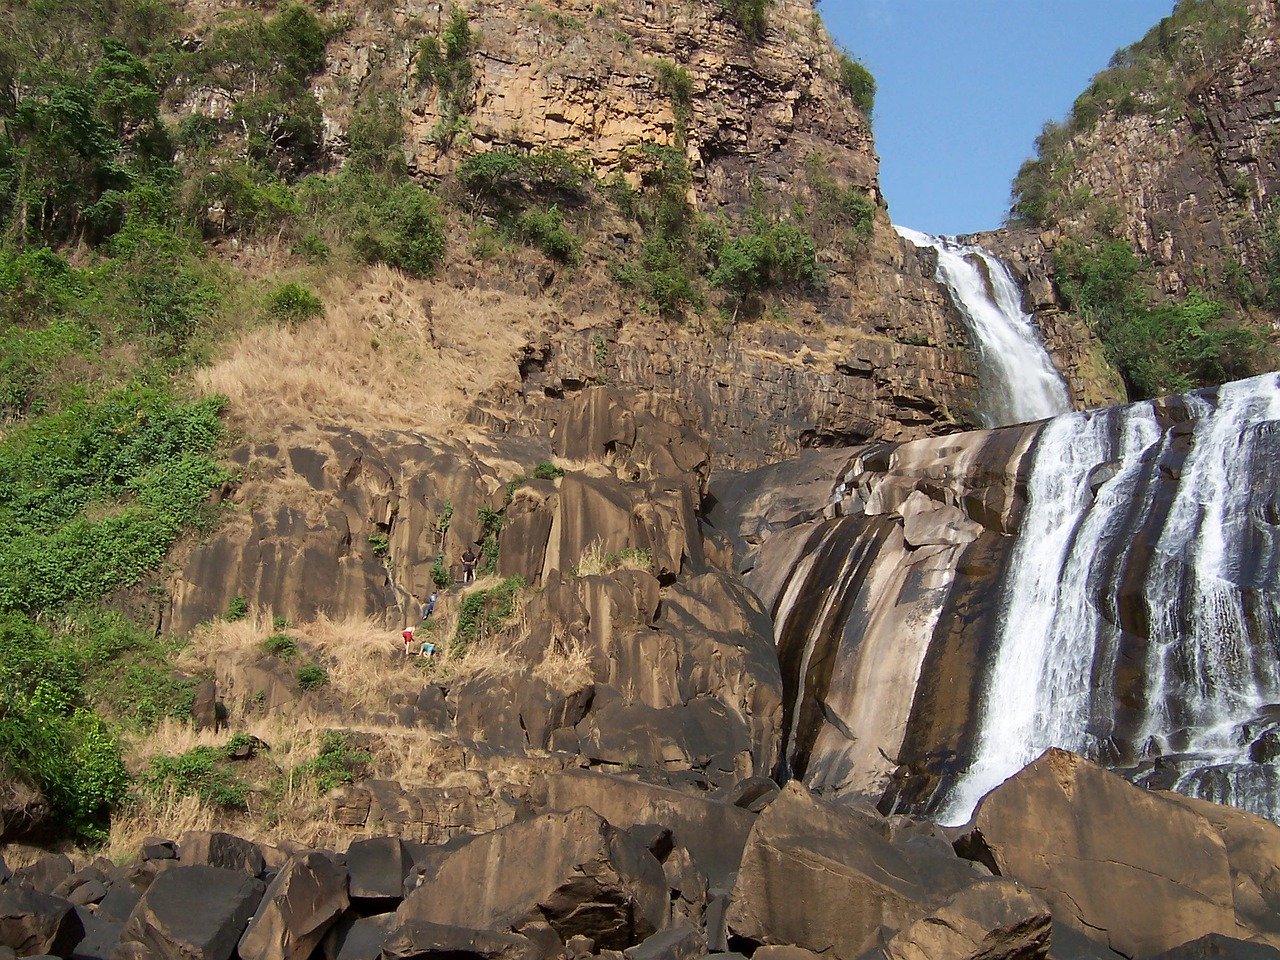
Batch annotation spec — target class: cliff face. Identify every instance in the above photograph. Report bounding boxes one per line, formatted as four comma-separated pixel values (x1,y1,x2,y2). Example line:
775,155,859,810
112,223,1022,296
1029,0,1280,298
175,0,1087,465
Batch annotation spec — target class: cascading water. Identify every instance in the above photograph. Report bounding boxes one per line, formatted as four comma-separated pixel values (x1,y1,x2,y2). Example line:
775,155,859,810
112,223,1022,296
939,373,1280,824
896,226,1071,427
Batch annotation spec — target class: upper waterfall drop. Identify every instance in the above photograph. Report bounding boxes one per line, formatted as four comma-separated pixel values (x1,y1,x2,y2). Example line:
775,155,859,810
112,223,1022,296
896,226,1071,427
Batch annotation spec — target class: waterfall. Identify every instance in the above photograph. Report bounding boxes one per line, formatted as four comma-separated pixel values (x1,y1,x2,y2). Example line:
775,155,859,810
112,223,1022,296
940,373,1280,824
896,226,1071,427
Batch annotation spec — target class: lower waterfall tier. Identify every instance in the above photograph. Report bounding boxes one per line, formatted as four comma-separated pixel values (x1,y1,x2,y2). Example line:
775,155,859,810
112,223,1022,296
712,373,1280,824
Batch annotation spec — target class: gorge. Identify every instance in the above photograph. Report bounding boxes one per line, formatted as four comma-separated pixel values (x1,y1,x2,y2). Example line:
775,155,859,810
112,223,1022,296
3,1,1280,959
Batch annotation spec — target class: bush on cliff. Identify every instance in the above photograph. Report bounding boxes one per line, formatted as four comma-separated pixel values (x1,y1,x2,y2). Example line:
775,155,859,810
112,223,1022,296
1054,237,1263,397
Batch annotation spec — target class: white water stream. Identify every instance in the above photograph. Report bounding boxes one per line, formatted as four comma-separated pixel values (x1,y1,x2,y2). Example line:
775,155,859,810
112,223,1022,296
940,373,1280,824
896,226,1071,427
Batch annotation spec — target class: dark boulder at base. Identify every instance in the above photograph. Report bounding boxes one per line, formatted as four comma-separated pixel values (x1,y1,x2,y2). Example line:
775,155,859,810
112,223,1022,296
381,921,540,960
346,837,412,903
1148,934,1280,959
395,806,667,952
324,912,395,960
957,749,1242,959
238,851,349,960
114,865,265,960
0,886,83,957
727,782,983,959
178,831,266,877
862,878,1050,960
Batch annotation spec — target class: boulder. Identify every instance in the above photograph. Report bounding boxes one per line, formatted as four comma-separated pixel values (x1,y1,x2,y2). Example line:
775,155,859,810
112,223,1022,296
140,838,178,862
68,905,122,960
346,837,412,903
13,855,73,894
544,770,755,886
238,851,349,960
0,886,84,957
1148,934,1280,959
727,782,979,959
382,921,540,960
623,926,706,960
115,865,265,960
396,806,667,951
960,750,1238,959
178,831,266,877
1046,921,1124,960
325,912,395,960
1159,792,1280,948
866,878,1051,960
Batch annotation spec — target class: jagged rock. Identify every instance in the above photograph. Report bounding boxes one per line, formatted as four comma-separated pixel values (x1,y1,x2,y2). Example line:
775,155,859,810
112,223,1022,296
192,677,223,731
69,906,122,960
1148,934,1280,959
395,806,667,951
141,838,178,861
0,886,84,957
623,926,706,960
238,851,349,960
179,831,266,876
1046,921,1124,960
345,837,412,903
330,780,521,844
864,878,1051,960
727,782,981,958
115,865,265,960
544,770,755,886
381,922,539,960
958,750,1238,959
324,912,395,960
14,855,73,894
1159,792,1280,947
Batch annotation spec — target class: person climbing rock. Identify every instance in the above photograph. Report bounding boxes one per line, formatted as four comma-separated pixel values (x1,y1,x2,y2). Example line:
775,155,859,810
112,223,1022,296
422,592,438,621
401,625,416,658
461,547,478,584
419,638,436,658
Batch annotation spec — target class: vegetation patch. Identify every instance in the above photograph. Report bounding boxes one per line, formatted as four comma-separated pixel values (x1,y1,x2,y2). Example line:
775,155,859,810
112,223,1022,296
1011,0,1250,226
1054,237,1262,398
142,739,250,811
416,7,476,148
836,52,876,114
297,731,371,792
720,0,770,41
453,576,525,651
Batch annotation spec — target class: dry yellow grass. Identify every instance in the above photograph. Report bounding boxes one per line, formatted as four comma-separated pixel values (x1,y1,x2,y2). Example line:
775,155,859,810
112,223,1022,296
196,265,558,440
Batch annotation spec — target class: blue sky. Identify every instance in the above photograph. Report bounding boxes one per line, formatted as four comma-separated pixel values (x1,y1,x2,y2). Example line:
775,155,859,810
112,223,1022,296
822,1,1176,236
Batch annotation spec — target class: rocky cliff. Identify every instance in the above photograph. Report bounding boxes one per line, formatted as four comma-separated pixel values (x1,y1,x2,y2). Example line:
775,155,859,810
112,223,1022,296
172,0,1112,464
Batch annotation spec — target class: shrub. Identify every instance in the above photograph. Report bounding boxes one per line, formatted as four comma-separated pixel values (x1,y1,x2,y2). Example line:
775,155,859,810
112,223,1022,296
263,633,297,658
532,461,565,480
720,0,769,40
0,613,129,840
514,206,581,263
73,610,197,729
452,576,524,651
368,532,390,557
225,596,249,621
143,744,248,809
416,7,475,146
836,52,876,114
709,210,819,297
297,731,370,791
266,282,323,323
1054,237,1263,398
0,386,227,613
296,663,329,690
431,555,451,588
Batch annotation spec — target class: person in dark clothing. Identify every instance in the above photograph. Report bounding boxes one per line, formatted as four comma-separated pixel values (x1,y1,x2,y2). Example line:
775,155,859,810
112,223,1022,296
422,593,438,620
461,548,477,584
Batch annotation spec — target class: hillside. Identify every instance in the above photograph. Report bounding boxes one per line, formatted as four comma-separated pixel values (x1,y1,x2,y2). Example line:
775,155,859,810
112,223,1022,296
985,0,1279,400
